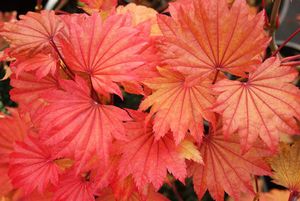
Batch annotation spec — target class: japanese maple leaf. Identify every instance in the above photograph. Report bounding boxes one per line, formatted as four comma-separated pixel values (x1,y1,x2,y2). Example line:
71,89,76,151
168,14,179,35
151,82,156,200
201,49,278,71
53,170,96,201
36,76,131,170
0,10,64,56
157,0,269,77
58,13,150,98
8,135,60,194
140,67,215,144
191,123,271,201
268,142,300,192
213,57,300,151
13,51,59,79
118,111,187,190
10,69,59,115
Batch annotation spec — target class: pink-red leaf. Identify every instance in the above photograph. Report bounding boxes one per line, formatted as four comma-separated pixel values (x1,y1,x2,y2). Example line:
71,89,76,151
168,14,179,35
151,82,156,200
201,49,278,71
9,135,60,194
36,76,131,171
213,57,300,151
53,170,96,201
59,13,150,98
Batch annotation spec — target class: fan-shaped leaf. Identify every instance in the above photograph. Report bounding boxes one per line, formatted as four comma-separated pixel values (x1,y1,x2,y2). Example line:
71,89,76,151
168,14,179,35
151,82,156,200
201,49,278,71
213,57,300,151
0,11,63,56
191,123,271,201
140,67,215,144
59,13,150,98
118,111,187,190
9,135,60,194
36,76,131,171
53,170,96,201
157,0,269,77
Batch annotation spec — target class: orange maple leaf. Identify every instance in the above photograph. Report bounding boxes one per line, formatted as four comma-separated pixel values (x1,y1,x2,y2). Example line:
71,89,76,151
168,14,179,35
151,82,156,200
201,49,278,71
213,57,300,151
0,11,63,56
117,111,187,190
140,67,215,144
191,123,271,201
157,0,269,77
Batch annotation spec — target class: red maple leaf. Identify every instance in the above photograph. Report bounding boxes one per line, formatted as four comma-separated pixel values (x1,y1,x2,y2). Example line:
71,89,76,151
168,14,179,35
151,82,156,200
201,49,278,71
213,57,300,151
140,67,215,144
157,0,269,77
36,76,131,171
58,13,151,98
53,169,96,201
117,110,187,190
9,135,60,194
190,122,271,201
0,10,64,56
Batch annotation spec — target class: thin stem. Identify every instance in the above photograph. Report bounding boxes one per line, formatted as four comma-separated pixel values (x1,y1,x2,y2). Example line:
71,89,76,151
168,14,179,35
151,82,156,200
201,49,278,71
269,0,282,52
49,39,75,79
254,176,260,201
89,77,100,103
271,28,300,56
288,190,299,201
282,54,300,62
166,177,184,201
35,0,43,11
212,70,220,84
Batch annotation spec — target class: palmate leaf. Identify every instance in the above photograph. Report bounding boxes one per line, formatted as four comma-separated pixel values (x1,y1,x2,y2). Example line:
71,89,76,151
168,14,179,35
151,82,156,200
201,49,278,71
59,13,150,98
36,76,131,171
213,57,300,151
118,111,187,190
191,123,271,201
9,135,60,194
140,67,215,144
157,0,269,77
0,10,63,56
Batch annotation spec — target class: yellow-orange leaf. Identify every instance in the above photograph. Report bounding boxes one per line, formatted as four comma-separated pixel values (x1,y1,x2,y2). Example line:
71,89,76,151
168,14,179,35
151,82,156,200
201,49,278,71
177,138,203,163
269,142,300,192
117,3,161,36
